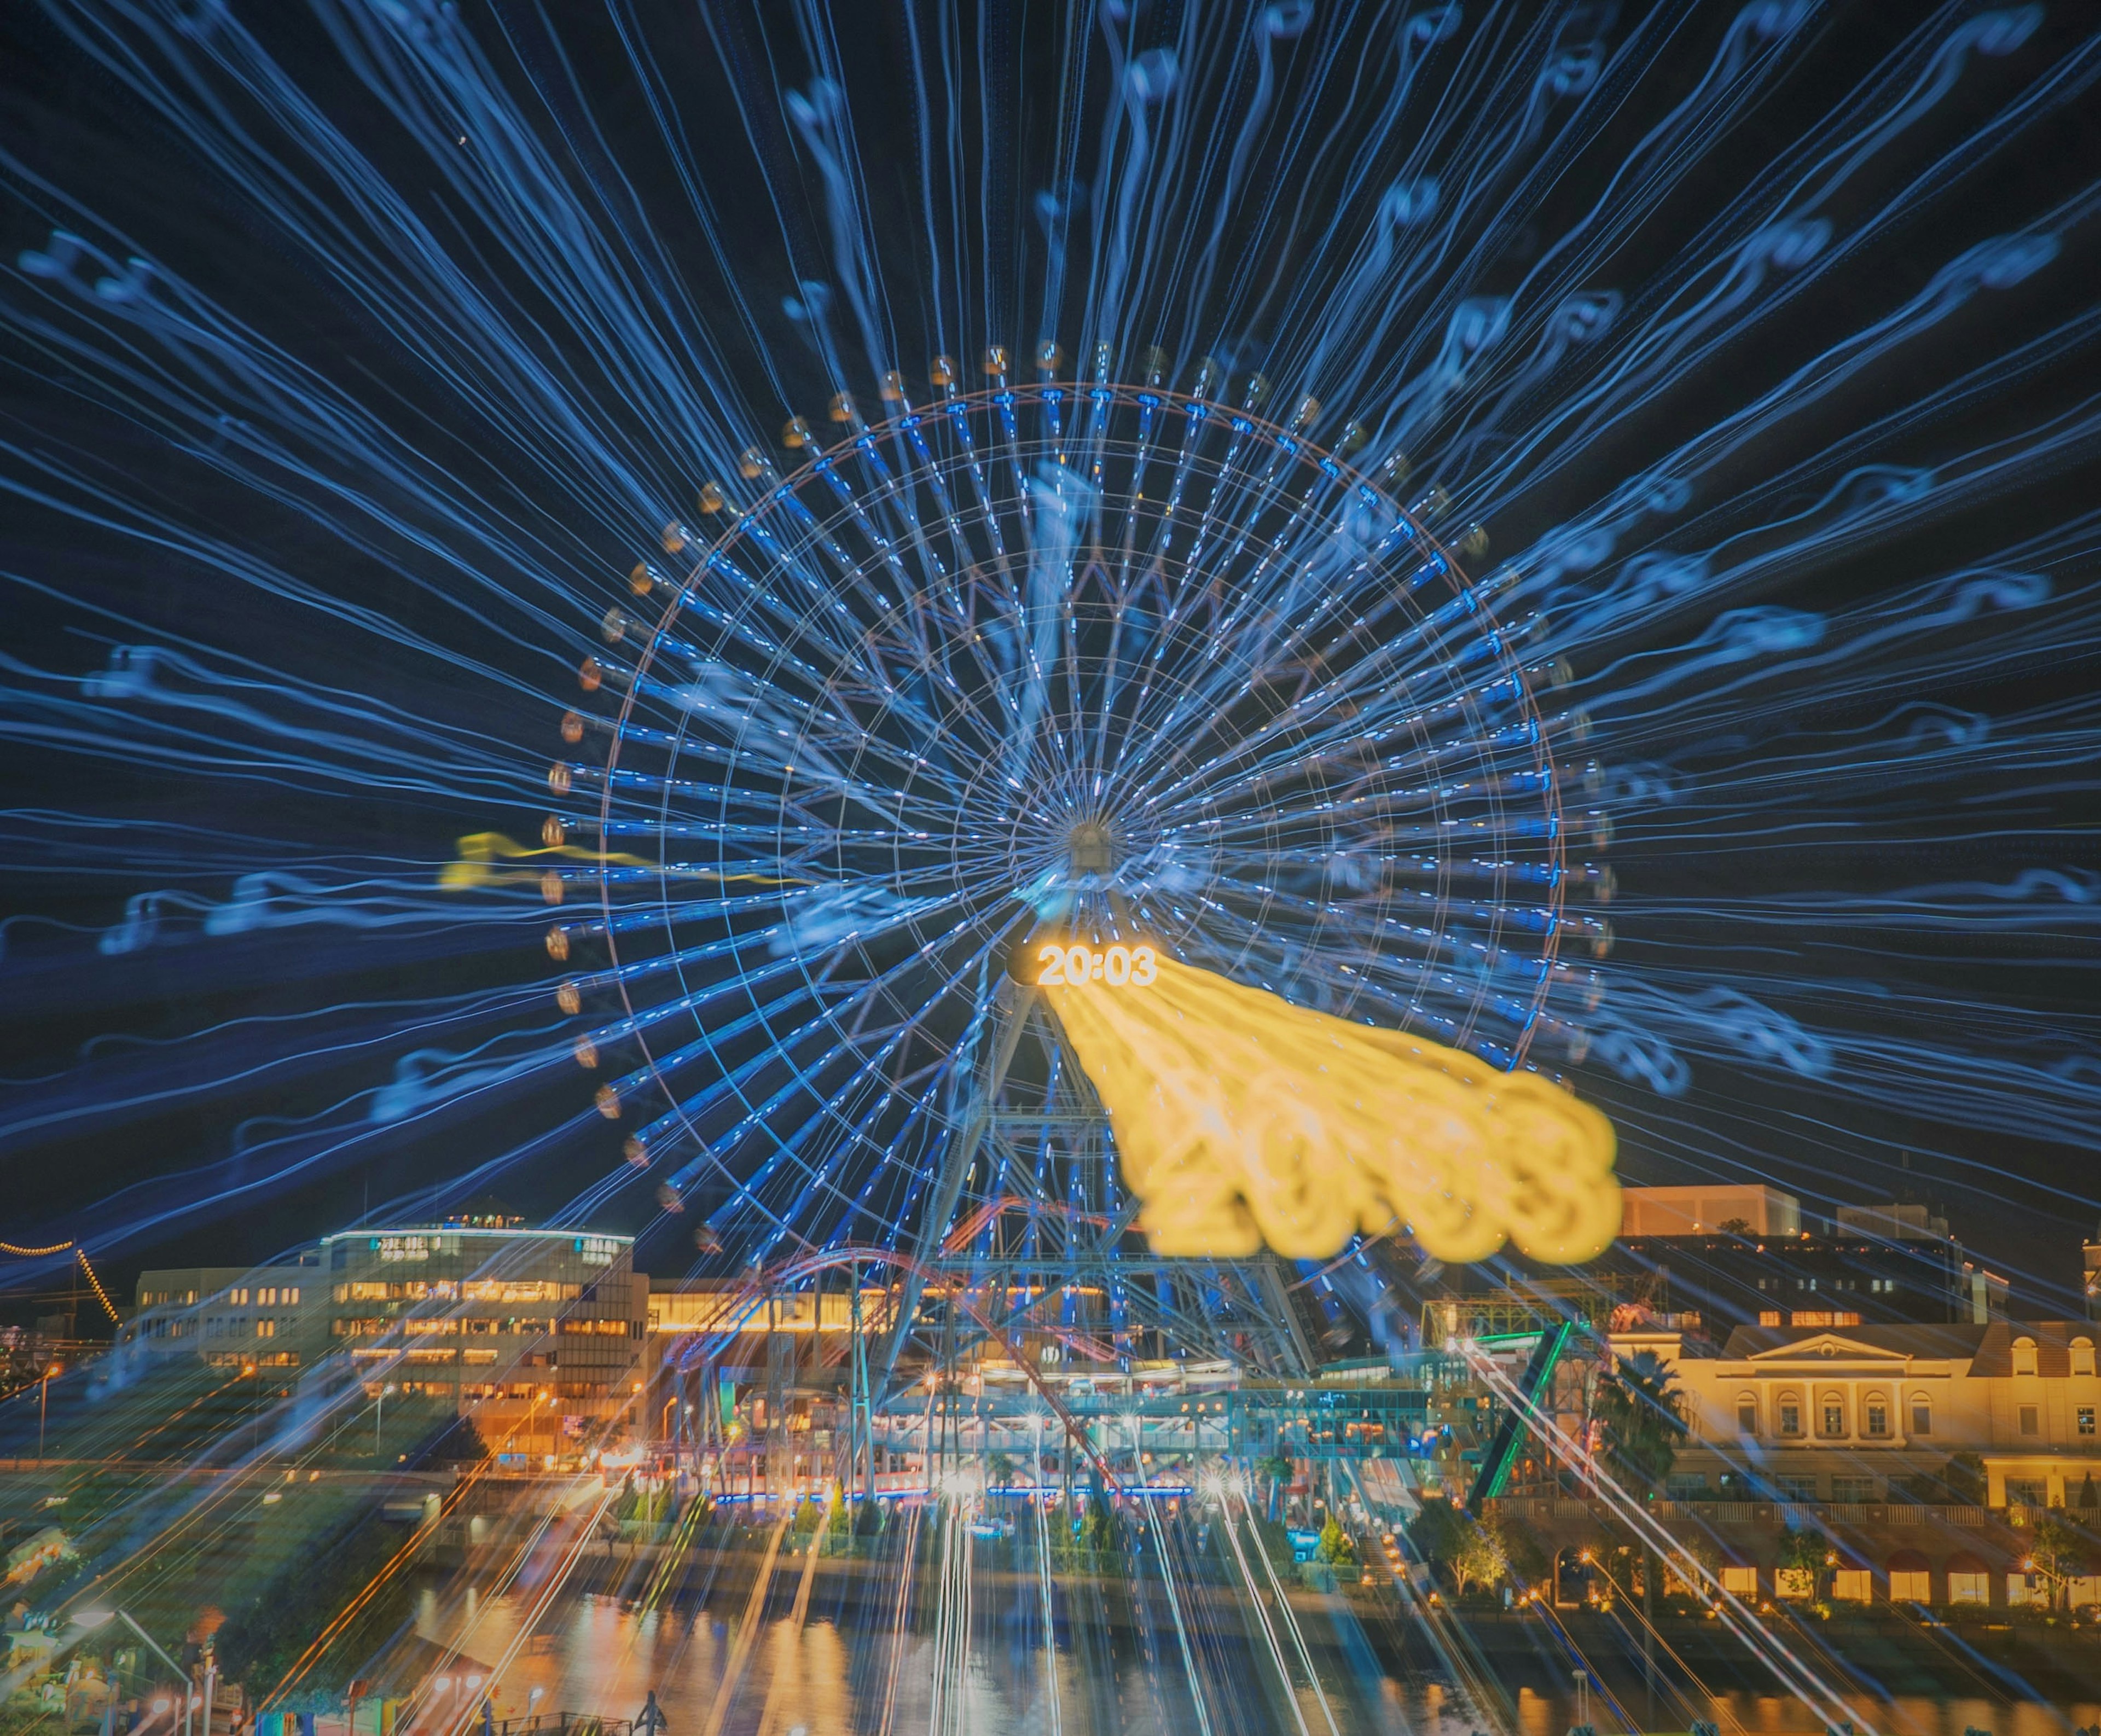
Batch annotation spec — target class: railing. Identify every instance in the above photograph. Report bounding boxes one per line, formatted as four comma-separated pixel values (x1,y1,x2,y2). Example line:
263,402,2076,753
1488,1497,2006,1529
488,1715,634,1736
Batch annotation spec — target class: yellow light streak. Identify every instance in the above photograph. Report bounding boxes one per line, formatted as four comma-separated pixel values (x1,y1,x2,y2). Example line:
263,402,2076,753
438,832,651,890
1040,947,1619,1264
438,832,806,891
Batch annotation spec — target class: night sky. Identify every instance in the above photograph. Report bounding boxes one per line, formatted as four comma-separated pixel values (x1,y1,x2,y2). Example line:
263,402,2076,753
3,1,2098,1322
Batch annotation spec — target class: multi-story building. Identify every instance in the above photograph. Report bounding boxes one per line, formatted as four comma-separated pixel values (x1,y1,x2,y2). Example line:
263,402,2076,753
1632,1319,2101,1509
1443,1187,2009,1334
120,1260,325,1371
119,1224,650,1457
2084,1223,2100,1321
1485,1319,2101,1612
321,1225,648,1455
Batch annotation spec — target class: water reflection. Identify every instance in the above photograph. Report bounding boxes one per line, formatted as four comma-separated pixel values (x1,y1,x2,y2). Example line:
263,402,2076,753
417,1585,2101,1736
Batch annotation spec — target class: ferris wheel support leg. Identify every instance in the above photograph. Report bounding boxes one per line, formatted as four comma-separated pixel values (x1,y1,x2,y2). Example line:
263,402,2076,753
872,980,1038,1406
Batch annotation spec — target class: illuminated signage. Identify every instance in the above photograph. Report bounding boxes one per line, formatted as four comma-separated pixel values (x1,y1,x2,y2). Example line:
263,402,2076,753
1030,942,1157,988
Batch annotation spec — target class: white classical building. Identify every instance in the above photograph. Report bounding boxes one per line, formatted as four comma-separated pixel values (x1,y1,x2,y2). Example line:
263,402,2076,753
1621,1320,2101,1509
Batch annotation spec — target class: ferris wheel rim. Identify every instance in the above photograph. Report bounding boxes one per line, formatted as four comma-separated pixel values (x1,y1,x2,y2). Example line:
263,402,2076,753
587,379,1570,1183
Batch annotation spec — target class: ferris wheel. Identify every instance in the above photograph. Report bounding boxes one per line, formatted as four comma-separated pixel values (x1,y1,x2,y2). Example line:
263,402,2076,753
543,368,1608,1285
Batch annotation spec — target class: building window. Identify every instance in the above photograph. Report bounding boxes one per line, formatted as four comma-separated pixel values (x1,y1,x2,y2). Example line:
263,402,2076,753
1779,1396,1802,1436
1758,1310,1781,1327
2012,1338,2038,1376
1819,1396,1846,1438
2018,1404,2040,1436
2005,1477,2046,1508
2073,1339,2095,1377
1831,1569,1871,1603
256,1319,275,1339
1888,1566,1931,1602
1864,1397,1889,1437
1910,1397,1931,1436
1778,1475,1818,1502
1737,1397,1758,1436
1667,1473,1707,1500
1832,1476,1874,1503
2079,1406,2095,1437
1721,1566,1758,1598
229,1287,248,1305
1947,1569,1989,1604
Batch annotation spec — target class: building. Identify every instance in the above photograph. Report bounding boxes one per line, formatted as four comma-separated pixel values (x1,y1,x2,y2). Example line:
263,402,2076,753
121,1225,650,1458
2085,1224,2100,1320
1433,1191,2007,1334
322,1226,648,1454
1615,1228,2005,1332
1620,1185,1799,1238
1632,1320,2101,1509
1484,1319,2101,1614
1611,1189,2007,1332
121,1260,324,1370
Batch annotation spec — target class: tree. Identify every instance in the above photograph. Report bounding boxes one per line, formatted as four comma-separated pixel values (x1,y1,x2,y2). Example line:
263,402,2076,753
1777,1525,1832,1604
1594,1351,1688,1718
1716,1218,1754,1236
1255,1453,1293,1523
1451,1519,1508,1596
1315,1513,1357,1567
2026,1514,2080,1609
1407,1497,1467,1578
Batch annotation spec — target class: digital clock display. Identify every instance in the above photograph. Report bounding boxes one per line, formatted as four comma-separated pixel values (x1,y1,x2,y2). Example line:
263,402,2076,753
1032,942,1158,988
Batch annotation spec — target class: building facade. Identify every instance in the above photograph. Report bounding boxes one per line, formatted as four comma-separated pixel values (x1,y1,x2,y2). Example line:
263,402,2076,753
322,1226,648,1453
120,1261,325,1370
1651,1320,2101,1508
120,1226,650,1457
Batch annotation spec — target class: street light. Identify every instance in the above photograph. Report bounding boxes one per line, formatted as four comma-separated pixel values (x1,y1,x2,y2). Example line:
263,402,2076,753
38,1363,61,1465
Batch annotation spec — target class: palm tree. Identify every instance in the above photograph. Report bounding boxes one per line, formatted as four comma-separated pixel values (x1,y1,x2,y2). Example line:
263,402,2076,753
1594,1349,1689,1720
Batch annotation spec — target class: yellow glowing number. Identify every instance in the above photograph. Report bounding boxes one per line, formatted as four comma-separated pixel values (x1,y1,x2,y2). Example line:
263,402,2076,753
1034,942,1158,987
1036,947,1621,1266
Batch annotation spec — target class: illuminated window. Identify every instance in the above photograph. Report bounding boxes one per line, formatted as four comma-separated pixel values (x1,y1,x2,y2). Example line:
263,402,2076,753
1721,1566,1757,1597
1778,1395,1802,1437
1819,1395,1846,1438
1864,1396,1889,1437
1831,1569,1871,1603
229,1288,248,1305
2080,1406,2094,1437
1947,1570,1989,1604
1776,1568,1814,1599
1758,1310,1781,1327
256,1319,275,1338
1888,1567,1930,1602
283,1287,299,1305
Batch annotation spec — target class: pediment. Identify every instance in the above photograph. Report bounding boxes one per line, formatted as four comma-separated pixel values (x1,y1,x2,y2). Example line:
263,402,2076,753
1744,1333,1911,1365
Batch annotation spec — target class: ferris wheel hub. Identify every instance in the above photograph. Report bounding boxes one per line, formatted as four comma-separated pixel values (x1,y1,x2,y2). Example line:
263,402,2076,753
1065,818,1117,875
